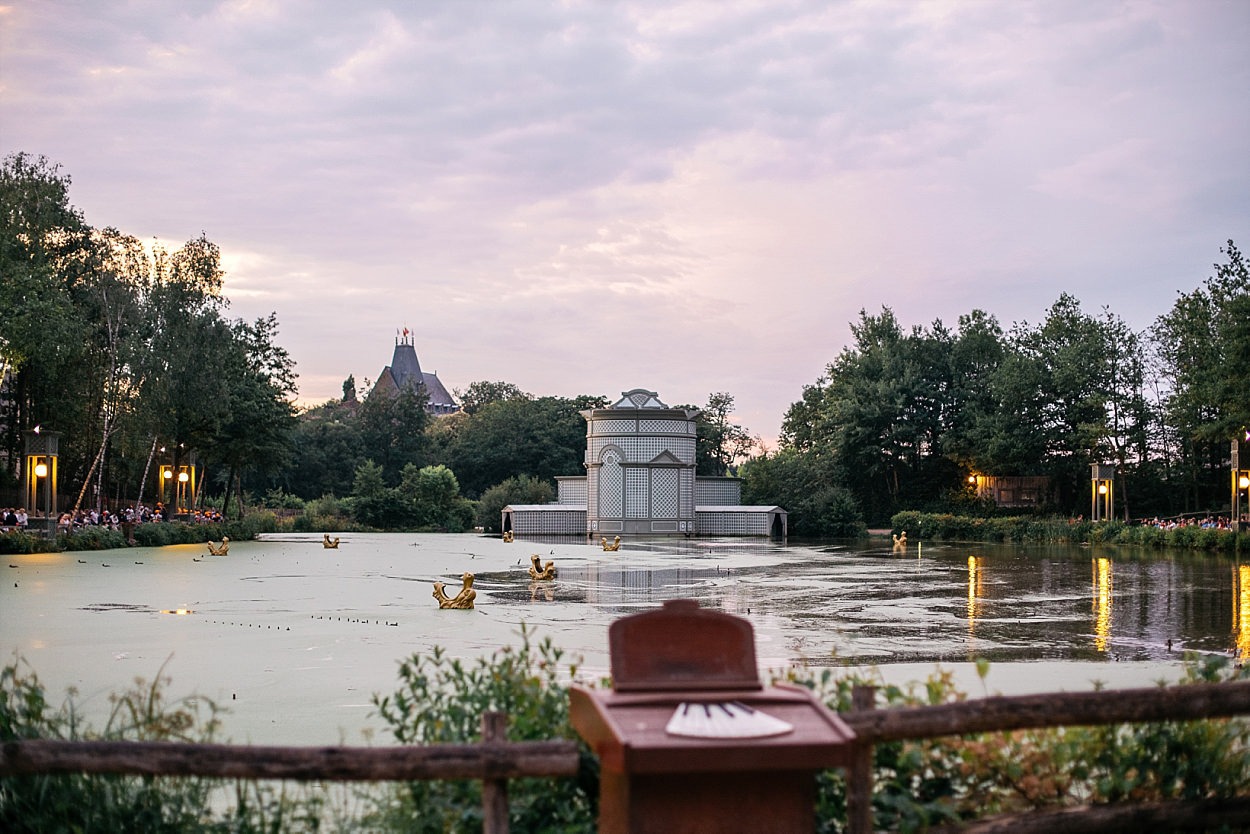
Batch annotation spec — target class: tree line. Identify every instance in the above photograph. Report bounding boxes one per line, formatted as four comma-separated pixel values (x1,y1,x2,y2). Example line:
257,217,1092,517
1,153,296,517
3,152,1245,535
744,245,1249,530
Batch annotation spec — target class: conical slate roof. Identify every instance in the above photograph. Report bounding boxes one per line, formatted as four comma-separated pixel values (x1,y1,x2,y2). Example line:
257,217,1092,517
370,332,459,413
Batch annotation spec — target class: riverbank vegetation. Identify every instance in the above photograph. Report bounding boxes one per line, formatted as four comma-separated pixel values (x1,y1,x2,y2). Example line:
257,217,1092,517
3,152,1248,540
891,511,1250,552
4,634,1248,833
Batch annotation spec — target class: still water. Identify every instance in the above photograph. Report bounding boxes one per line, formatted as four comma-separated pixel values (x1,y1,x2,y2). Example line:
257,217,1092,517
2,533,1245,745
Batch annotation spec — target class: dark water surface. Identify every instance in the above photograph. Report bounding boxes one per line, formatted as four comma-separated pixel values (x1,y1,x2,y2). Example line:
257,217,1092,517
2,533,1244,744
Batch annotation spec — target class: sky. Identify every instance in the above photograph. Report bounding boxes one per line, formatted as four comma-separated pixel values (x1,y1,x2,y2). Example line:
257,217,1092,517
2,0,1247,447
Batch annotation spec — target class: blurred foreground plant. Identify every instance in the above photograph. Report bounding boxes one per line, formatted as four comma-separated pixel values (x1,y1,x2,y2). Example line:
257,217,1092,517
368,624,598,833
781,654,1250,833
0,655,340,833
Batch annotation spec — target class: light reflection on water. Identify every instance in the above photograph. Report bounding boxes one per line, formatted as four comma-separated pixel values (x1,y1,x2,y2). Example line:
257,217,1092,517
0,533,1244,744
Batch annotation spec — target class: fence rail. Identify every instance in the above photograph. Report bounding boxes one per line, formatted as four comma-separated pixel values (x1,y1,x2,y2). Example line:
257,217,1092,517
2,682,1248,833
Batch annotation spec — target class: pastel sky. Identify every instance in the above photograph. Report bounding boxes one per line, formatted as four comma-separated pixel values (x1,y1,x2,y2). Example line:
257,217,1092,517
3,1,1247,446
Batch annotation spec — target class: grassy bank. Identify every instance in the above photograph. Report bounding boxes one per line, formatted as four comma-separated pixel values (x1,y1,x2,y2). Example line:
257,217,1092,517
891,510,1250,552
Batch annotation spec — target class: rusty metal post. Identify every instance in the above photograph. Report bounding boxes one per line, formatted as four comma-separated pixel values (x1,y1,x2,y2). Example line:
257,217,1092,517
847,685,876,834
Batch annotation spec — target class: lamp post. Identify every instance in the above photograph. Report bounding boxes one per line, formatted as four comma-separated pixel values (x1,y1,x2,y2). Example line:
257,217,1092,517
1235,470,1250,533
1090,464,1115,522
1235,436,1248,534
175,464,195,514
23,428,60,536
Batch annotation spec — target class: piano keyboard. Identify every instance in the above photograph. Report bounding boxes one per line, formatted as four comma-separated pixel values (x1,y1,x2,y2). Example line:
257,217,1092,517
665,701,795,739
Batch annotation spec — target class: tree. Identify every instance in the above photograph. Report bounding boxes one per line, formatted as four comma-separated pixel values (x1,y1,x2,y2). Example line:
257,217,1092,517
357,384,430,483
396,464,474,531
439,394,594,497
1152,240,1250,511
348,459,391,528
282,402,365,499
475,475,554,531
740,448,864,537
691,392,757,476
779,308,959,524
454,380,528,415
0,153,91,482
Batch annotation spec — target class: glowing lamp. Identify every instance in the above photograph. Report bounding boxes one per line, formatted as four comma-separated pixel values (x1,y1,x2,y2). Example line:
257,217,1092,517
178,471,190,483
163,468,174,480
1240,475,1250,490
967,475,976,484
34,462,48,478
1098,484,1108,495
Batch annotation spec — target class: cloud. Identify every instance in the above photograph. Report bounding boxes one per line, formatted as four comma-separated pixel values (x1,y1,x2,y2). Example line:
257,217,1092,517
2,0,1247,442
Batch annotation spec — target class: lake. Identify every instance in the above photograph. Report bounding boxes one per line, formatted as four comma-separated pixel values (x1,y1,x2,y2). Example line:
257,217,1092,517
2,533,1244,745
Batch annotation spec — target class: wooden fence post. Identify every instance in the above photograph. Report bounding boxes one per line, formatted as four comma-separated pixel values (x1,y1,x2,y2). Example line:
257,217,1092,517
847,685,876,834
481,712,510,834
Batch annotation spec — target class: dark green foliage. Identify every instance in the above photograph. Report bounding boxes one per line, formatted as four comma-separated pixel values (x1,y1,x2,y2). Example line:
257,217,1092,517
688,391,757,476
890,510,1250,551
0,531,59,554
346,460,476,531
787,656,1250,833
1,153,297,523
282,401,366,500
435,395,596,498
475,475,555,532
740,448,866,537
369,626,598,833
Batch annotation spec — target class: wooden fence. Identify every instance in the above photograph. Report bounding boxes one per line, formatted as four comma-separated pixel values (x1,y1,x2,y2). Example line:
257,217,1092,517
3,681,1249,833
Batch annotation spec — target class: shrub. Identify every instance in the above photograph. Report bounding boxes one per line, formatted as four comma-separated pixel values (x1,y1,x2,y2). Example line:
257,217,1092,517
0,531,58,554
0,657,344,832
367,625,598,833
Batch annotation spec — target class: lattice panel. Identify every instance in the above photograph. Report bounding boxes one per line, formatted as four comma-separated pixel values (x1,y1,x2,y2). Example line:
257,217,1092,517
682,469,696,516
588,419,636,434
639,419,693,434
598,451,623,517
511,509,586,535
696,511,769,535
557,478,587,504
625,469,649,518
588,438,687,463
695,480,741,505
652,468,679,518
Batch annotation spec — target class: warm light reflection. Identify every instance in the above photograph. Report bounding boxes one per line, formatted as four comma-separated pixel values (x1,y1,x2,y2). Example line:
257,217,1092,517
966,555,983,635
1234,564,1250,663
160,608,194,615
1092,557,1112,652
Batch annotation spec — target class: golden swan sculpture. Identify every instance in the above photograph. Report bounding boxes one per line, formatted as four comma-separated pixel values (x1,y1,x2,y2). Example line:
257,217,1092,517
323,534,340,549
502,531,514,543
601,535,621,552
528,553,557,581
892,531,908,551
206,536,230,556
433,572,476,609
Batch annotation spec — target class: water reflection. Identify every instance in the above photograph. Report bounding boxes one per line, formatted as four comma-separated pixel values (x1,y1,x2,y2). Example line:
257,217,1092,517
1236,564,1250,662
1092,557,1113,653
966,555,982,636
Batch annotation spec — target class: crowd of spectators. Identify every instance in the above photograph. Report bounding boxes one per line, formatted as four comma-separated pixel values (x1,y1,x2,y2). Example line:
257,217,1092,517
3,502,224,534
1143,514,1234,530
1,507,29,531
